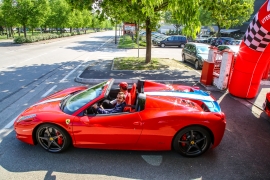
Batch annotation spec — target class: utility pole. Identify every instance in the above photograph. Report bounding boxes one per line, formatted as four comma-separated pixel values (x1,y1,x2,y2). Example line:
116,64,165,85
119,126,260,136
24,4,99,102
115,21,117,44
137,20,140,58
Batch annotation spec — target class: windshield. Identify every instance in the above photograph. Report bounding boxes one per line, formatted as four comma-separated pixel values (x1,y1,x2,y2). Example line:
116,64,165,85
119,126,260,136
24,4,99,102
197,46,209,53
63,81,108,114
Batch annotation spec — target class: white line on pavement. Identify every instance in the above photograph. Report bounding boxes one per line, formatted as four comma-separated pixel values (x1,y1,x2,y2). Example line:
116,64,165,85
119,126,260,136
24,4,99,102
23,53,48,62
4,114,20,129
59,62,84,83
41,85,57,97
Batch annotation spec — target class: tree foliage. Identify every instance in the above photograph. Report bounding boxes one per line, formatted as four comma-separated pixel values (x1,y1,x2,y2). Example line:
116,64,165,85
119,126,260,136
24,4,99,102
200,0,254,36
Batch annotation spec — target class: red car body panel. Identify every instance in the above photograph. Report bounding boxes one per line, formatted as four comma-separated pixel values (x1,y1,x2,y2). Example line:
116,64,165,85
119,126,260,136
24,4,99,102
264,92,270,117
143,81,195,92
14,79,226,152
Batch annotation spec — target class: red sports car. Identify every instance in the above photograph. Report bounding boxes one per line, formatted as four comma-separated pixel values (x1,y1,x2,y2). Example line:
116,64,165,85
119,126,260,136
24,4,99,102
264,92,270,117
14,79,226,157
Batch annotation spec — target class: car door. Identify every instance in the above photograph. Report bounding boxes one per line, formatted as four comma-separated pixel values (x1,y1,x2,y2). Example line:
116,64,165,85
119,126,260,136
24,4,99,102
184,44,191,62
172,36,179,46
189,45,197,64
166,36,174,46
72,112,143,149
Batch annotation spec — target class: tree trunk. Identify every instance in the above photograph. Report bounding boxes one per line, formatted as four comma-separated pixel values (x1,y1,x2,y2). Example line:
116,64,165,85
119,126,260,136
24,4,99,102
23,25,27,38
32,28,34,36
217,23,221,37
145,18,151,63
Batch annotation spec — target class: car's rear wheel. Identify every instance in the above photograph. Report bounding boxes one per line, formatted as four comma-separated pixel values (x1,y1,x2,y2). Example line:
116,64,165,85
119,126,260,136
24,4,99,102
36,124,71,153
180,44,185,48
173,126,211,157
182,54,186,62
195,60,200,70
161,43,165,48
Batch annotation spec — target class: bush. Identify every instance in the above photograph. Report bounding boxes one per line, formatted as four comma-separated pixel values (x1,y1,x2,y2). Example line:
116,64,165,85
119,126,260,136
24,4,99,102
14,36,26,44
13,29,94,44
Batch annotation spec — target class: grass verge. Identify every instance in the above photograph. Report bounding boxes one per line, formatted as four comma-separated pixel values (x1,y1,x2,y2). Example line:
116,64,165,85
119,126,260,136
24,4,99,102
113,57,193,70
118,35,146,48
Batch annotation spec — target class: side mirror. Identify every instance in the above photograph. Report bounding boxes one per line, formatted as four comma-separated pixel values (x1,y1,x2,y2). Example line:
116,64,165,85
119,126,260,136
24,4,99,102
80,116,89,124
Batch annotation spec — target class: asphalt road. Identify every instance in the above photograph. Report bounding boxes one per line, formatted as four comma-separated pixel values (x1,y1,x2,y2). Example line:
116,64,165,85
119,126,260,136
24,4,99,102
0,31,270,180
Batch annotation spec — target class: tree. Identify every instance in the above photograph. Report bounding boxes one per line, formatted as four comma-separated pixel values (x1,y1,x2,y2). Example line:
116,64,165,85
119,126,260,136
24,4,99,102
164,11,182,35
46,0,71,33
200,0,254,36
28,0,51,35
1,0,17,38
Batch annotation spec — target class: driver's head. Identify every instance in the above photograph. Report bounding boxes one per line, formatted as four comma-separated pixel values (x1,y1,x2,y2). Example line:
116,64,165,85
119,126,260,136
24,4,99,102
116,92,125,104
119,82,128,91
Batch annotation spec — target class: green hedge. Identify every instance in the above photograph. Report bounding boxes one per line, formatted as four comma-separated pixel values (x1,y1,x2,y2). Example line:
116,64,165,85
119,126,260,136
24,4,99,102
13,30,93,44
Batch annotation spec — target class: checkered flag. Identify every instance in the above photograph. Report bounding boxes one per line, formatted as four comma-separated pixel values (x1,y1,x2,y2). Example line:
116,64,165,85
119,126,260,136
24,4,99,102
243,13,270,52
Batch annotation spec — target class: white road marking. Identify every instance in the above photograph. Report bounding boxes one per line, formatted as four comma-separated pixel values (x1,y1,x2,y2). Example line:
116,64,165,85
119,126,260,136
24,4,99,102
41,85,57,97
23,53,48,62
0,129,13,143
4,114,20,129
59,62,84,82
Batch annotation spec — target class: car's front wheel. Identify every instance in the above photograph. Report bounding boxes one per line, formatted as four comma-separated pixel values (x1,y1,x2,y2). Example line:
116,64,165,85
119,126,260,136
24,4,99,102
195,60,200,70
36,124,71,153
173,126,211,157
161,43,165,48
182,54,186,62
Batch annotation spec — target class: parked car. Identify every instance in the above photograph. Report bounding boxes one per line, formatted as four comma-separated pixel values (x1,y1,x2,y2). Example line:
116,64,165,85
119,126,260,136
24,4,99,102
182,43,210,70
157,35,188,48
14,79,226,157
232,40,242,45
217,45,240,55
211,37,235,46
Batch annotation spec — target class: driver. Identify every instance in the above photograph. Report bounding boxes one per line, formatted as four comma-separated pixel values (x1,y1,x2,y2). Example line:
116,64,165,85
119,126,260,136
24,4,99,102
102,82,129,108
93,92,126,114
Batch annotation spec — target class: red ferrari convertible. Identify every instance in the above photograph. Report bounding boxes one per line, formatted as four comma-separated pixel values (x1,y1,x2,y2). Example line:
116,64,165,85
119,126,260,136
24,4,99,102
14,79,226,157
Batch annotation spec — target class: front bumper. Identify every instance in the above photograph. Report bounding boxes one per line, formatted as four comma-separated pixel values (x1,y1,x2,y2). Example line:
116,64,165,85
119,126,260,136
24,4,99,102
14,124,35,145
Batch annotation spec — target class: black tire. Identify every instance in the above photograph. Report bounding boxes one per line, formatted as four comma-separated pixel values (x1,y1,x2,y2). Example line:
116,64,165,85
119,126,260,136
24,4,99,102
173,126,211,157
194,60,200,70
180,44,185,48
182,54,186,62
161,43,165,48
36,124,71,153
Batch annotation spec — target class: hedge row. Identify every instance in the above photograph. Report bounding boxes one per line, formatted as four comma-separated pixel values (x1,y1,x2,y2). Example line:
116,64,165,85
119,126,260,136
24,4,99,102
13,31,91,44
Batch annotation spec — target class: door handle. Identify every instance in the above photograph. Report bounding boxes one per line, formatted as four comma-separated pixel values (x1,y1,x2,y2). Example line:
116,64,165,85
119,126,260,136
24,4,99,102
133,122,141,126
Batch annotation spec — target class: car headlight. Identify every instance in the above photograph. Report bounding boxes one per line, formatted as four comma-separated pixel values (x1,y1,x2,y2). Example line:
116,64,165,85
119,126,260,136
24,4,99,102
17,114,36,122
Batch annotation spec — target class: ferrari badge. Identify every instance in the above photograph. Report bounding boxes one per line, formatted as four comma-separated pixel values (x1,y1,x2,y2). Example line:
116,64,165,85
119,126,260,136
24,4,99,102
66,119,70,125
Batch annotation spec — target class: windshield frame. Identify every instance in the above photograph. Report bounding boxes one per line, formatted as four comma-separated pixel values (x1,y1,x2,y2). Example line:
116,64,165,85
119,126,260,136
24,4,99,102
62,79,114,115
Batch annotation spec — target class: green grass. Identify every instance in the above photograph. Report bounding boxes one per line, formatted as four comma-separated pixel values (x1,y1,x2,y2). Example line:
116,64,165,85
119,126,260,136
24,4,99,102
118,35,146,48
114,57,164,70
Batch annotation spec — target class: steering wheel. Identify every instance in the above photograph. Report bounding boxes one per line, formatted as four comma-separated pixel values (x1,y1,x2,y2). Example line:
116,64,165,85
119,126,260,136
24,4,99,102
91,106,98,114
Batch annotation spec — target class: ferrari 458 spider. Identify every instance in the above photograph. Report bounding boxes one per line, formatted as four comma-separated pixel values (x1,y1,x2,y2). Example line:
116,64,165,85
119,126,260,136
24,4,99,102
14,79,226,157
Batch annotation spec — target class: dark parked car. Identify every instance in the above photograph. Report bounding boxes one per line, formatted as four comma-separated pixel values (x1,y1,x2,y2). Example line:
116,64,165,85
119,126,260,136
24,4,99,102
182,43,210,70
211,37,235,46
157,35,188,48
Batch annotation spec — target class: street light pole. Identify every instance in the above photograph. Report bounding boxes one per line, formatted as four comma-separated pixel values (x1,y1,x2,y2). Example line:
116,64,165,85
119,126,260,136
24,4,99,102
115,20,117,44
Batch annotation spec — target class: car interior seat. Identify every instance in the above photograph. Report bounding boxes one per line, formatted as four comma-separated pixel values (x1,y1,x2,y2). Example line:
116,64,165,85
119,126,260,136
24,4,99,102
130,83,137,105
123,93,132,112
